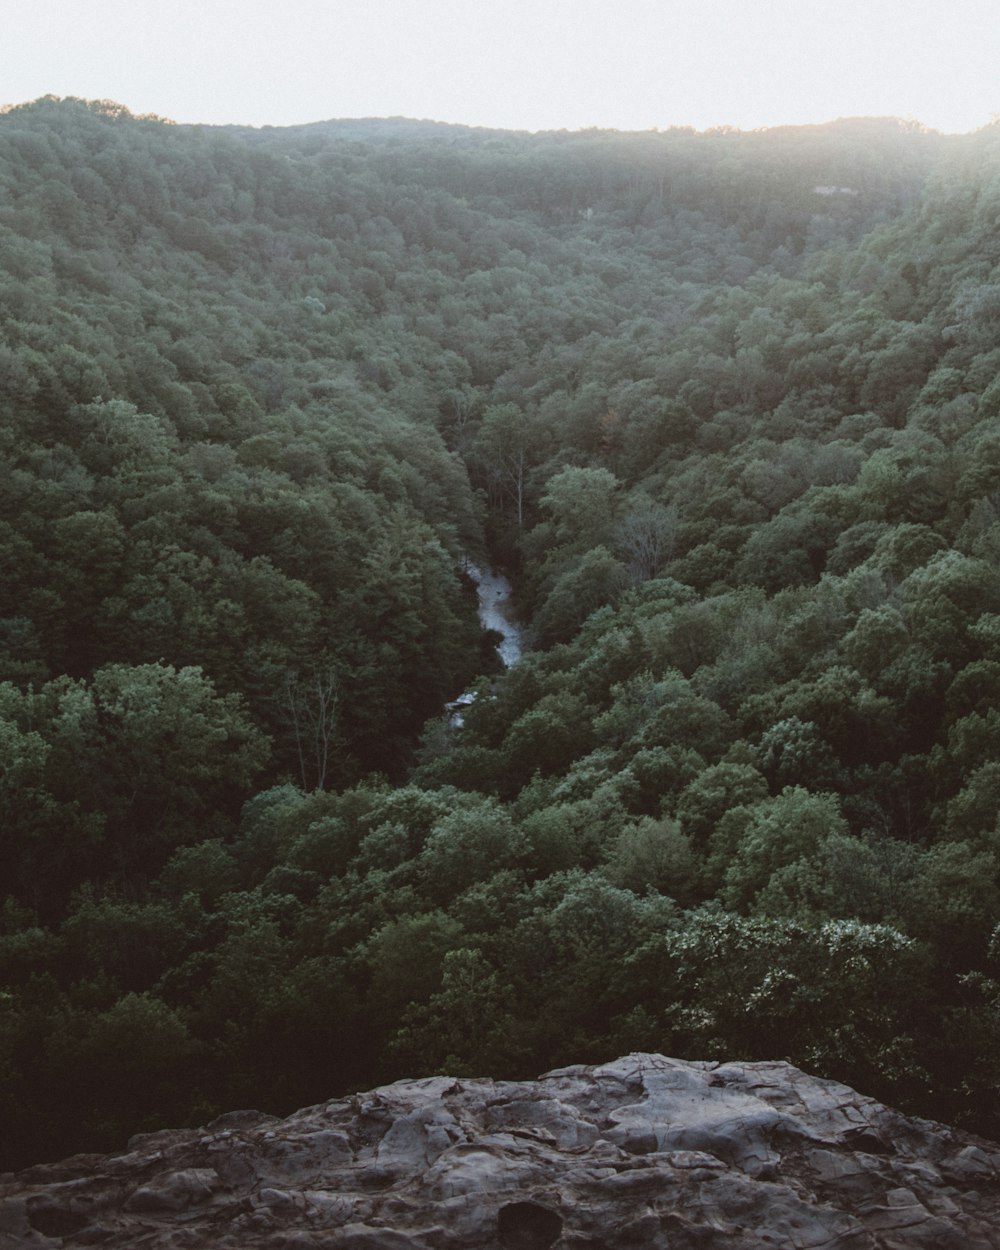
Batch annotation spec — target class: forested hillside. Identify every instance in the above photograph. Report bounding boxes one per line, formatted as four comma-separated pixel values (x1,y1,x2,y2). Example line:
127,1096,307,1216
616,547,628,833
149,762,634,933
2,96,1000,1169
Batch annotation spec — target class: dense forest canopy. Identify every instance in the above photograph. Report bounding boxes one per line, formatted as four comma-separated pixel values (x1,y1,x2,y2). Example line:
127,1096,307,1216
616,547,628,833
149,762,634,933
2,96,1000,1168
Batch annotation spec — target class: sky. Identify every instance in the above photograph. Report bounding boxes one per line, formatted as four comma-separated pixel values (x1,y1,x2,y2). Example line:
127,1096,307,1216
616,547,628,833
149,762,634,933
4,0,999,135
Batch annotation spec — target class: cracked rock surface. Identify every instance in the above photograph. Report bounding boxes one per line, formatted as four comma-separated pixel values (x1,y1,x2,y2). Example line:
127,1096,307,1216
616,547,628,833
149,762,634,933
2,1054,999,1248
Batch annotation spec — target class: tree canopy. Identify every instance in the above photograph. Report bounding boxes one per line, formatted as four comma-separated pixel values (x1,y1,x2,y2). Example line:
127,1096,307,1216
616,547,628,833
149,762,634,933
3,98,1000,1166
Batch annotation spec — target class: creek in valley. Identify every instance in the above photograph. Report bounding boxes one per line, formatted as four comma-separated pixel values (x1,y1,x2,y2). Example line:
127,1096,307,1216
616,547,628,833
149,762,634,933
447,563,522,723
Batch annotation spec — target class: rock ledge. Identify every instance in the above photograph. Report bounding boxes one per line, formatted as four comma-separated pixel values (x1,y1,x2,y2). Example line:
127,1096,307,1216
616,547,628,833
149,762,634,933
2,1054,999,1248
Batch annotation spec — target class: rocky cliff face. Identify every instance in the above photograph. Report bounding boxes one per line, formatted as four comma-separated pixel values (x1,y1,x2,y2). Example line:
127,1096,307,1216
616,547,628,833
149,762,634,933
2,1054,999,1249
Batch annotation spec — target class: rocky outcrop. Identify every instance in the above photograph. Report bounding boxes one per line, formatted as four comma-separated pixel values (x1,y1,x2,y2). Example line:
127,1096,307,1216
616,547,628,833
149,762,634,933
2,1054,999,1248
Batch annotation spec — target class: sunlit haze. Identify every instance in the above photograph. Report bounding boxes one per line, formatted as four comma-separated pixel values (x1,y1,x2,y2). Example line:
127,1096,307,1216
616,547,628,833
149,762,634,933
4,0,999,133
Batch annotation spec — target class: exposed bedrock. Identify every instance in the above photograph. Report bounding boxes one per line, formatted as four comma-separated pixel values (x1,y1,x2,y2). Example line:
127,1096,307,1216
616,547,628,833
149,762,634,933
3,1054,999,1248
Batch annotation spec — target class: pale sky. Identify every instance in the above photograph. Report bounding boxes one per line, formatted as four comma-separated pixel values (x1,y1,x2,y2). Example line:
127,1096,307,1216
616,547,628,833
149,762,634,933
4,0,998,134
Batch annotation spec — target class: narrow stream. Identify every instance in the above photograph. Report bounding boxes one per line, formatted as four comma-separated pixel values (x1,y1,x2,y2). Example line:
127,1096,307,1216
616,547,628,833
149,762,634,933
466,562,523,666
447,563,523,724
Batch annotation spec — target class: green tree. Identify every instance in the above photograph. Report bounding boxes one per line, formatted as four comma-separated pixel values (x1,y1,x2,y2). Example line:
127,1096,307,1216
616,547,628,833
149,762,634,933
538,465,621,551
721,787,850,914
470,403,532,526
